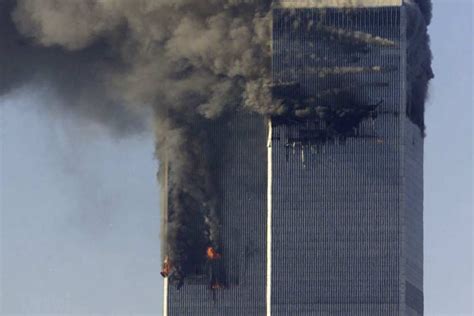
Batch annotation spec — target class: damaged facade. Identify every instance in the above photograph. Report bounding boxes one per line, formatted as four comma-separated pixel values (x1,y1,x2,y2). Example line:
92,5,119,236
164,1,426,315
0,0,431,314
269,4,423,315
164,113,268,315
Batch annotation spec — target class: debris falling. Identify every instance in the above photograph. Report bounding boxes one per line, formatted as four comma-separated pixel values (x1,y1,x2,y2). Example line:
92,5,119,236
0,0,433,289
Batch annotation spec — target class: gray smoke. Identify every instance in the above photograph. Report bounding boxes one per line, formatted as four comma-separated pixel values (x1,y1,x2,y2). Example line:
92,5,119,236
3,0,274,283
1,0,432,285
413,0,432,24
0,0,145,135
406,0,434,132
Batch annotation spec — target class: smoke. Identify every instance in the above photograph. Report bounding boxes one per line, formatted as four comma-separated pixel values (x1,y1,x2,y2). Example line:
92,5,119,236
405,0,434,132
0,0,145,135
2,0,274,283
317,24,398,47
413,0,432,25
1,0,432,286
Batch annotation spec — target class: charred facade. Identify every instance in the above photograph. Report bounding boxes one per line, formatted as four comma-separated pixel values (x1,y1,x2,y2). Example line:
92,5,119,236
164,2,425,316
269,4,423,315
164,113,268,315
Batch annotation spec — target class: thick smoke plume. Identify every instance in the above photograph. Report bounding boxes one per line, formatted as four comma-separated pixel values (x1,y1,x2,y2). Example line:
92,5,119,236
1,0,432,287
406,0,434,131
3,0,274,285
0,0,145,134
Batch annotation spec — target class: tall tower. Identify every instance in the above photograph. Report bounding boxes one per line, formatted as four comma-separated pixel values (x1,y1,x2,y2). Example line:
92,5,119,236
164,1,424,315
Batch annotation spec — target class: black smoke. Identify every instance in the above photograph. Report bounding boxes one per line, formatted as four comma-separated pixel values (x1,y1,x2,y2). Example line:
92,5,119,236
0,0,433,287
1,0,274,286
414,0,433,24
406,0,434,132
0,0,144,134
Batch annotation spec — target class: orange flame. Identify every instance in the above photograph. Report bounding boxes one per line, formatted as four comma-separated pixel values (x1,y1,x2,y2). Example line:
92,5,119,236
211,281,223,290
160,256,172,278
206,247,221,260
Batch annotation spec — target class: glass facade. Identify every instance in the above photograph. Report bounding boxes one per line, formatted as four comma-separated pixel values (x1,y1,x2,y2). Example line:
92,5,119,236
166,4,423,316
166,114,268,316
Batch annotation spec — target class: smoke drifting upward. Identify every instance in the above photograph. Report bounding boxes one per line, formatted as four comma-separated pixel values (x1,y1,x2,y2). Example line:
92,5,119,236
1,0,432,287
0,0,145,134
3,0,274,284
406,0,434,131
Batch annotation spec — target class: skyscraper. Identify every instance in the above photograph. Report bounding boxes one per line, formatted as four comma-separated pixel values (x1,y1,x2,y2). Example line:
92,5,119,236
164,1,424,315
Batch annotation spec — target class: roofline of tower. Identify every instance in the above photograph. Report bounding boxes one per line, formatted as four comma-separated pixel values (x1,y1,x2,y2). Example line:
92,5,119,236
275,0,402,8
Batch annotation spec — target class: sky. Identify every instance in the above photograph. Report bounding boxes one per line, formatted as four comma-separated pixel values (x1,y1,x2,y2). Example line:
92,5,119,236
0,1,472,315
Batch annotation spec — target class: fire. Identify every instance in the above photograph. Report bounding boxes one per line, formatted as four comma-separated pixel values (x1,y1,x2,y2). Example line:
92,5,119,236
211,281,223,290
206,247,221,260
161,256,172,278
